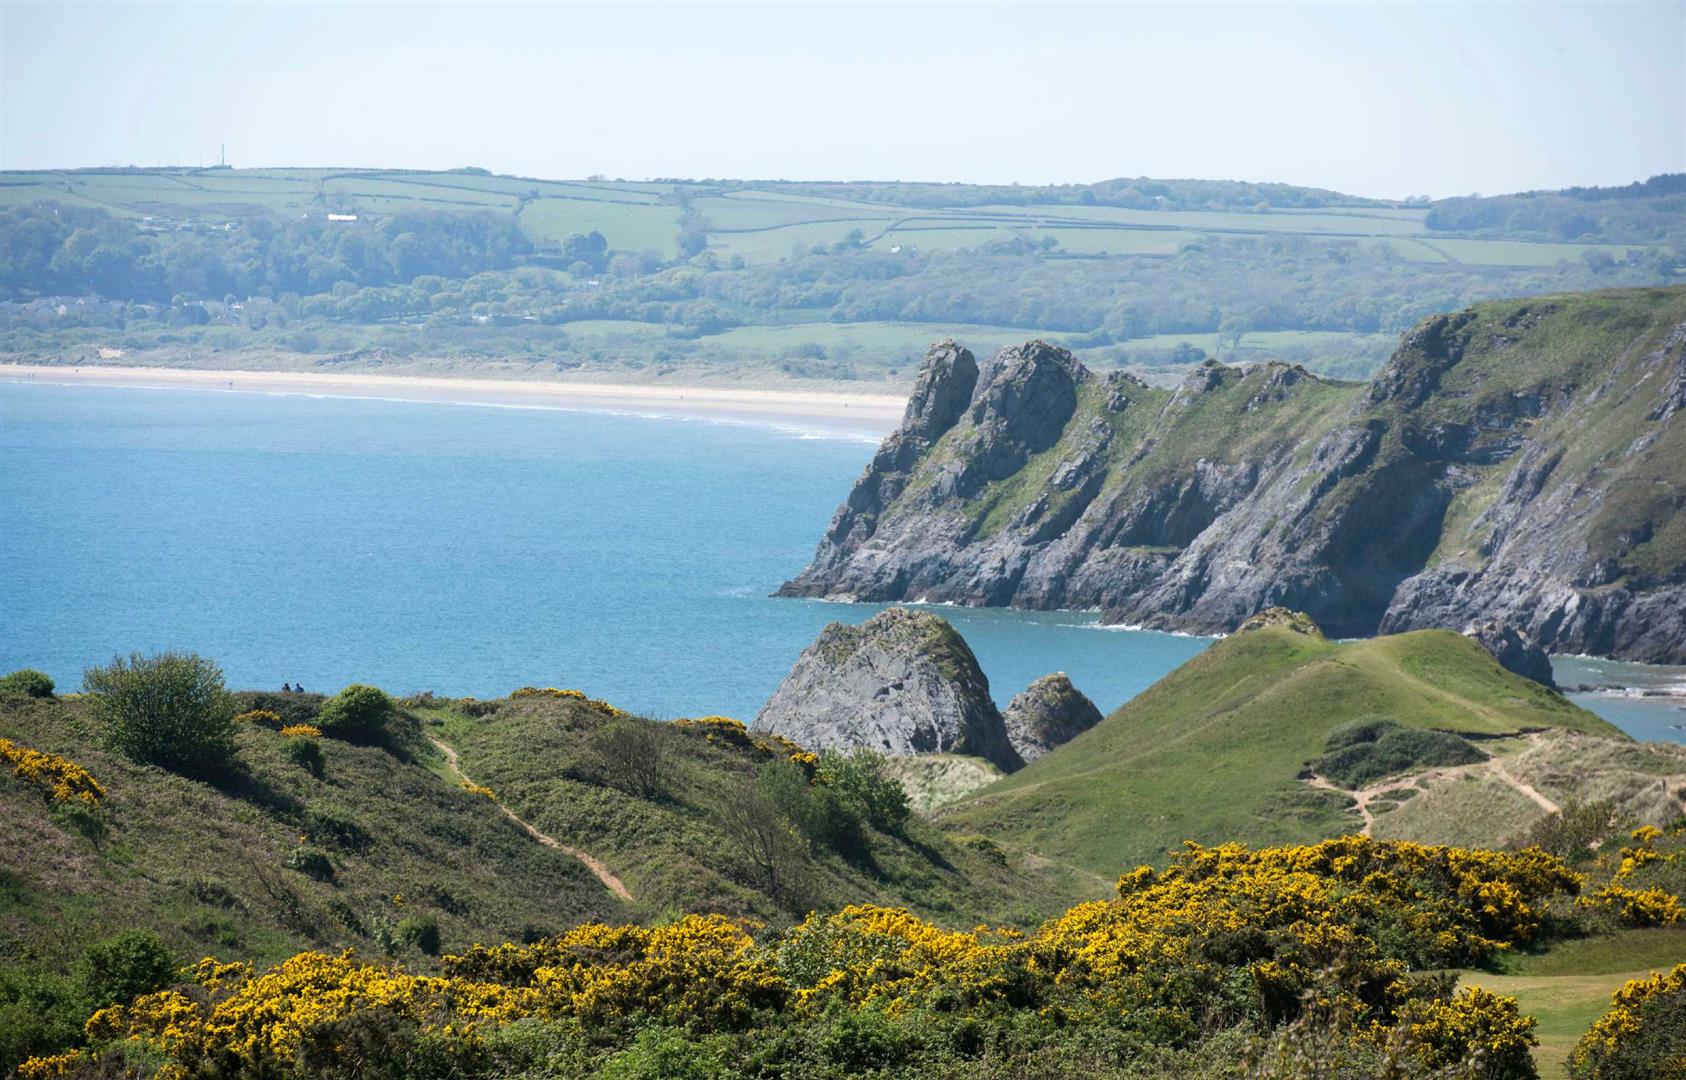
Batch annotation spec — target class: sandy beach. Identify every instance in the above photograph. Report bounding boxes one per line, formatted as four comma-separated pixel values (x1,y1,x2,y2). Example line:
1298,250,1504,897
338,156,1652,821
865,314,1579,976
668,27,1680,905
0,364,906,439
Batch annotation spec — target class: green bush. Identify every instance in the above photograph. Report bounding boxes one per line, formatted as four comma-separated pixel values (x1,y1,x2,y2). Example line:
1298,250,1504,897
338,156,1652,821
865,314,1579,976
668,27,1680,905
0,668,54,698
76,929,179,1009
820,750,911,835
0,966,85,1075
397,914,441,956
283,735,325,776
286,845,335,881
316,684,396,741
83,652,237,775
1311,718,1485,788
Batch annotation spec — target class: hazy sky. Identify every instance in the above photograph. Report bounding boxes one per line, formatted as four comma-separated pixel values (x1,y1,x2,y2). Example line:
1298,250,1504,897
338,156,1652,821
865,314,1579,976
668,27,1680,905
2,1,1682,197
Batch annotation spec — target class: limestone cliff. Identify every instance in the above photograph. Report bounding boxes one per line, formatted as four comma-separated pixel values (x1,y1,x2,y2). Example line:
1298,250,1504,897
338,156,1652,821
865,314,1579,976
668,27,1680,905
781,287,1686,663
753,608,1023,772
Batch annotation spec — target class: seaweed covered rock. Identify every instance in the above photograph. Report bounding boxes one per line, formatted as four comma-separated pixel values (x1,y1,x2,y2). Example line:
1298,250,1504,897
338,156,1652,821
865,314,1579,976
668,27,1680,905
1002,673,1103,764
753,608,1022,772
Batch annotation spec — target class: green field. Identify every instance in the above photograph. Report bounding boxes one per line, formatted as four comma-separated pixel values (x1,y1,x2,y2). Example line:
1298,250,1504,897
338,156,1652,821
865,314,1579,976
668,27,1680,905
1,167,1657,270
519,196,682,257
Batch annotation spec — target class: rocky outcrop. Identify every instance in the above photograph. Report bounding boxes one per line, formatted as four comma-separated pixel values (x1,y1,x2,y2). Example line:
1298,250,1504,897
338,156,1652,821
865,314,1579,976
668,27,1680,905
753,608,1023,772
1463,621,1557,688
1002,674,1103,764
782,288,1686,663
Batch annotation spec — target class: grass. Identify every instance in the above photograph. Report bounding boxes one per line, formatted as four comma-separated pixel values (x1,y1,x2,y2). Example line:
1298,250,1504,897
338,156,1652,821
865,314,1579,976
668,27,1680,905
416,695,1079,926
936,622,1618,876
0,691,626,972
1457,930,1686,1076
519,197,681,257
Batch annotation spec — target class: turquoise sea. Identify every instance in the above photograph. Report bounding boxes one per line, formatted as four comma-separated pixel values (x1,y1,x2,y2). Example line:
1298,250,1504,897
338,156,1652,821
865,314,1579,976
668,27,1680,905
1,380,1678,740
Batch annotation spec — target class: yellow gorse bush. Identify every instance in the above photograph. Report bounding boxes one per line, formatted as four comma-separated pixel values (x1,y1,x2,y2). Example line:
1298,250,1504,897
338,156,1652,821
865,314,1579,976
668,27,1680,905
277,724,322,738
1570,961,1686,1078
460,780,496,800
1578,882,1685,926
0,736,105,804
235,709,282,727
510,687,624,716
67,836,1594,1079
15,1050,86,1079
674,715,820,771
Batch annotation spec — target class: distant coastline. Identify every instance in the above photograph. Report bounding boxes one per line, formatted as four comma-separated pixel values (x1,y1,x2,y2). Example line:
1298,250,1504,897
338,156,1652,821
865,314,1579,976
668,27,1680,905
0,363,905,439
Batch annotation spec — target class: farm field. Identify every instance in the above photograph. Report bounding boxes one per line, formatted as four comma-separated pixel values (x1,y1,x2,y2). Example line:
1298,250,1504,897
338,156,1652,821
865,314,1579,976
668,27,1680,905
0,167,1660,271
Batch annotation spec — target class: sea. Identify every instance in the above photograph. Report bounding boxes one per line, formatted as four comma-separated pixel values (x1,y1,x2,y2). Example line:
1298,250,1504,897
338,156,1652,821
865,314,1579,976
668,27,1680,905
2,380,1681,741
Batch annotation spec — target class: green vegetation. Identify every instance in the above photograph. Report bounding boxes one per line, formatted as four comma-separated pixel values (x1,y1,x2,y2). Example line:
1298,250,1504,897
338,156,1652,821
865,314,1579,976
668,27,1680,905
82,651,238,776
0,668,54,698
419,699,1068,925
314,683,397,742
3,168,1679,387
1312,717,1487,788
937,617,1618,876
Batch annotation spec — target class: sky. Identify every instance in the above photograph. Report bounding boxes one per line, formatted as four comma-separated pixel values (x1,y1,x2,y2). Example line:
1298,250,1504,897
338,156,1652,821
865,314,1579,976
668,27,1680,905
2,1,1682,198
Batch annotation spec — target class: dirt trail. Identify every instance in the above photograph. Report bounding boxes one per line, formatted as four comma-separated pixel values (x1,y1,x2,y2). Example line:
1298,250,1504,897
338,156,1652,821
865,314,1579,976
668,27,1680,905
428,736,633,902
1307,733,1561,837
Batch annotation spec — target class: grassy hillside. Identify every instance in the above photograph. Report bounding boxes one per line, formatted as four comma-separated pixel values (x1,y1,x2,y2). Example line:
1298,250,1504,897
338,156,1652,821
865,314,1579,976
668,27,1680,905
416,695,1079,926
0,683,1076,989
0,691,629,974
938,616,1620,876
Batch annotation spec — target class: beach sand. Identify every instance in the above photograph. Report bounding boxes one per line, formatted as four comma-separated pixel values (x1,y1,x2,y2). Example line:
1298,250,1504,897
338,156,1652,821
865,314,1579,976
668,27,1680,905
0,364,906,438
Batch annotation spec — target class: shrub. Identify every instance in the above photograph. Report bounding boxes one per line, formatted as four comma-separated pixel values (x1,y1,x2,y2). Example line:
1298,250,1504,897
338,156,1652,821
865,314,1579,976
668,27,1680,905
286,846,334,881
282,736,324,776
279,724,322,738
76,930,178,1010
397,915,441,956
0,669,54,698
236,709,283,728
587,718,670,799
0,738,105,804
82,652,236,776
1518,798,1625,862
1570,962,1686,1079
0,966,85,1078
304,807,372,852
820,750,911,835
315,684,396,741
1311,718,1485,788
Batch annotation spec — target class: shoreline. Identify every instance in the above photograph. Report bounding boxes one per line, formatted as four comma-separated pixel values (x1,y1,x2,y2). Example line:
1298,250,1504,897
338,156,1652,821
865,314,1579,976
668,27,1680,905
0,363,905,439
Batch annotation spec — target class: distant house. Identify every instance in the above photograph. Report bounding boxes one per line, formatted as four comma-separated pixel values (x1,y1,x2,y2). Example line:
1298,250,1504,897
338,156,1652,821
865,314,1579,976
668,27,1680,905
327,213,358,222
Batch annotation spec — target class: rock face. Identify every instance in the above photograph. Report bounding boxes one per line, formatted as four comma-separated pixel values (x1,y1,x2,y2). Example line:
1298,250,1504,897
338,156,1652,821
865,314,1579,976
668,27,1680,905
781,288,1686,664
1464,621,1557,689
1002,674,1103,764
753,608,1024,772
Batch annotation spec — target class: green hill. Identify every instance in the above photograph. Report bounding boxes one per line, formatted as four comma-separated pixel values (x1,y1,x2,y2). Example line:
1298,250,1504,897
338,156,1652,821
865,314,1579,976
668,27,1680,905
0,682,1071,984
936,614,1620,876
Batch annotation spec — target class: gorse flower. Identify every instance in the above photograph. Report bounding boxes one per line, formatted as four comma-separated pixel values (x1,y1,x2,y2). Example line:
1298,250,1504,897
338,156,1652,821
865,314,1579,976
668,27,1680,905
1570,962,1686,1078
0,736,105,804
277,724,321,738
64,836,1604,1080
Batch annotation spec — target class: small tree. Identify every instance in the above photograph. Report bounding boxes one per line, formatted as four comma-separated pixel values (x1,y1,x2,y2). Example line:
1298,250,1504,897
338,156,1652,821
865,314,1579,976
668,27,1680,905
587,718,669,799
84,652,236,775
315,684,394,741
0,669,54,698
76,929,178,1009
